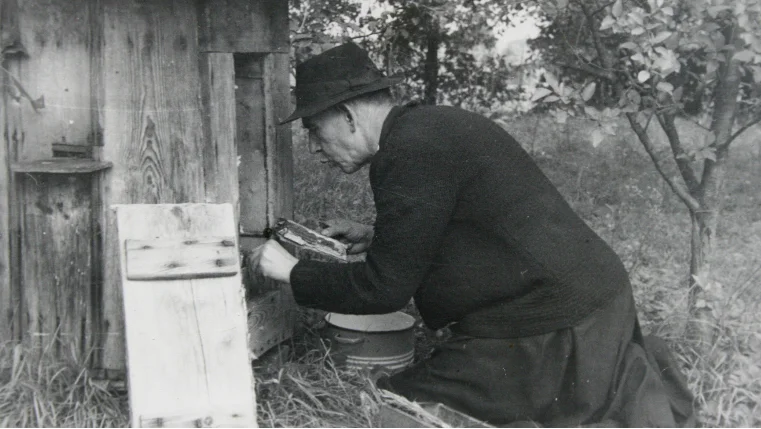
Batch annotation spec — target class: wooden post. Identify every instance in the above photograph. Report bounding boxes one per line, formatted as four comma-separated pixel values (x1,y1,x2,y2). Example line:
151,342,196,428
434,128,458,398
0,60,12,345
263,52,293,224
199,53,239,223
0,0,16,343
101,0,207,373
235,54,268,251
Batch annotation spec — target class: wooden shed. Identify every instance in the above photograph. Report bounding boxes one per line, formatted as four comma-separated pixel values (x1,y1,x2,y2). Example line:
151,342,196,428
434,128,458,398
0,0,293,376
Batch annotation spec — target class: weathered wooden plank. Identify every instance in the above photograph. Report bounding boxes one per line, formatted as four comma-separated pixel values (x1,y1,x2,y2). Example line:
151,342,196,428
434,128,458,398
247,288,297,358
250,53,298,358
5,0,96,162
100,0,207,372
19,174,93,359
263,53,294,223
140,411,253,428
2,0,99,356
199,53,239,224
0,0,16,345
0,57,11,345
235,54,268,242
125,236,239,281
87,0,107,372
198,0,289,53
11,159,112,174
113,203,256,429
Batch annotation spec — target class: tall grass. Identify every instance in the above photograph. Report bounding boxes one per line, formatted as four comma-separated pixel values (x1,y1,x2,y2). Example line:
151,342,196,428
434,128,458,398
0,343,128,427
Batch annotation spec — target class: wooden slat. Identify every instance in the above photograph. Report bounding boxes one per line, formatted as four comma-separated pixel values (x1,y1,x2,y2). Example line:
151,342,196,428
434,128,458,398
100,0,207,373
87,0,107,372
11,159,113,174
140,411,253,428
113,203,256,429
20,174,93,359
0,1,12,342
125,237,239,281
198,0,289,53
263,53,294,224
235,54,268,241
246,53,297,357
199,53,239,225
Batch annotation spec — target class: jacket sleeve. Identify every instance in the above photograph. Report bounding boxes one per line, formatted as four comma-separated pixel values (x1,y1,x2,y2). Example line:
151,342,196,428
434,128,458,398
289,145,460,314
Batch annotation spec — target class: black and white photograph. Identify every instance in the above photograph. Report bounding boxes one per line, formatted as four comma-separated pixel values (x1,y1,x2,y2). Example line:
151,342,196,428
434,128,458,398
0,0,759,427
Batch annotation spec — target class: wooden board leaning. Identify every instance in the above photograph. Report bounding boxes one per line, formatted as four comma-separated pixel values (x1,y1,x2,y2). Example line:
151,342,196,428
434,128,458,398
113,203,256,428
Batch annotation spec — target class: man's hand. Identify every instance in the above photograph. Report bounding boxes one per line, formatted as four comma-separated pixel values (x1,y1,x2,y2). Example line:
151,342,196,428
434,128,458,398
321,219,374,254
249,240,299,283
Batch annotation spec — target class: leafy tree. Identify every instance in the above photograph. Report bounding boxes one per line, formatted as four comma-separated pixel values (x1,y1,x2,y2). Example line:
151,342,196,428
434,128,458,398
370,0,516,109
288,0,521,112
526,0,761,349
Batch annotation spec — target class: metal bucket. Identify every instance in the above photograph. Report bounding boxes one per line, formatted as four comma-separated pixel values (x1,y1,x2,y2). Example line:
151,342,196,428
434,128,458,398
322,312,415,373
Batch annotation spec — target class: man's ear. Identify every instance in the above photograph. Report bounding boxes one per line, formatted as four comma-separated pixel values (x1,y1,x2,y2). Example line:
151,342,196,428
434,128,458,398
338,103,356,132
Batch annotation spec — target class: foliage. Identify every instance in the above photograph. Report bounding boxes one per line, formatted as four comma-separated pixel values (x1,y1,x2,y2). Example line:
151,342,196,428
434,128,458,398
289,0,365,63
529,0,761,141
521,0,761,343
368,0,518,109
288,0,522,110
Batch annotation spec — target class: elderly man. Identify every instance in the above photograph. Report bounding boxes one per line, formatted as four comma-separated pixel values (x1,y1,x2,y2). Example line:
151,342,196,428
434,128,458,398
249,42,694,427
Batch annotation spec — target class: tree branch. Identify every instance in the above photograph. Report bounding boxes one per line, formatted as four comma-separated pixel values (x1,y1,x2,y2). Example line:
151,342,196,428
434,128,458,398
558,61,615,82
575,0,624,101
577,0,615,71
720,113,761,150
590,0,617,17
657,112,701,194
626,112,701,212
703,39,742,188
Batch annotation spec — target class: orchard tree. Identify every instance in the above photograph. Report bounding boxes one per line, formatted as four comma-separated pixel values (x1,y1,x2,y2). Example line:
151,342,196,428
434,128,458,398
289,0,521,111
369,0,518,109
527,0,761,348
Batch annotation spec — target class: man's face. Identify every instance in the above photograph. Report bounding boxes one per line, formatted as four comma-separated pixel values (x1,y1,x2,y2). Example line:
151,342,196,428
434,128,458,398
303,108,367,174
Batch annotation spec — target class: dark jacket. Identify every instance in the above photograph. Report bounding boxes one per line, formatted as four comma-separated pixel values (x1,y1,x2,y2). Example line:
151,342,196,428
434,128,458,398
290,103,628,337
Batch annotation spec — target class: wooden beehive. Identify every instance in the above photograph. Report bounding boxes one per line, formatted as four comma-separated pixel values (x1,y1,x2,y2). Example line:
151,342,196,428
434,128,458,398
0,0,293,376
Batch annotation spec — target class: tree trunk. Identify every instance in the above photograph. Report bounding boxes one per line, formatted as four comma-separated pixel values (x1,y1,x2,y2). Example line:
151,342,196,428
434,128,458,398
423,24,440,105
684,29,742,349
687,208,716,348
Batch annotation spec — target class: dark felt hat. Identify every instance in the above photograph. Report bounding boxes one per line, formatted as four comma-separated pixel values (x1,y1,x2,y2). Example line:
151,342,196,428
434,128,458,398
280,42,403,124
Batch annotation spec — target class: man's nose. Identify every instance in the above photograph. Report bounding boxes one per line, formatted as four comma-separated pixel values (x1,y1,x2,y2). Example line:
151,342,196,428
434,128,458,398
308,135,321,154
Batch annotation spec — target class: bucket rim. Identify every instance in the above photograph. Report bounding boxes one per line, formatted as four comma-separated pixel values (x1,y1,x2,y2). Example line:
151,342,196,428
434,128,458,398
324,311,416,333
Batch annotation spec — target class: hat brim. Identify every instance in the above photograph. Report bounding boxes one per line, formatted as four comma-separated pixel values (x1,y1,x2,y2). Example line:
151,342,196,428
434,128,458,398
279,74,404,125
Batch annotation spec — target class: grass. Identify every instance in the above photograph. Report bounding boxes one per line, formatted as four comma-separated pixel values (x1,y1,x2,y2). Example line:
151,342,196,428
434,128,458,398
0,343,128,427
1,113,759,427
